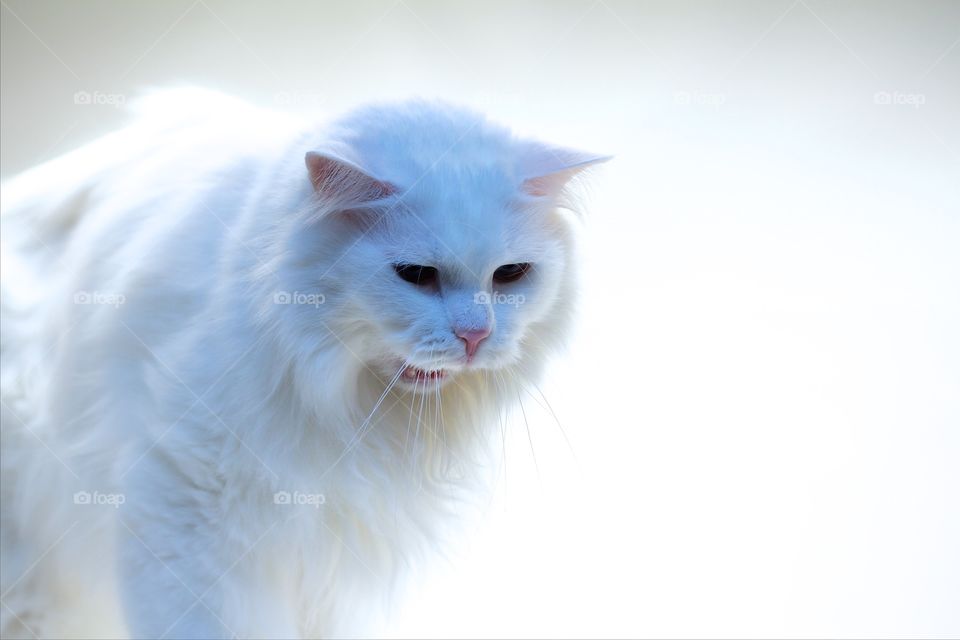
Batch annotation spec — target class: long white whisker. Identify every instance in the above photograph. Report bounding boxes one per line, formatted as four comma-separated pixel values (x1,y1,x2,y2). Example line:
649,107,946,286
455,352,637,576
513,381,542,491
519,376,582,476
435,357,447,460
411,349,431,485
479,369,507,513
350,364,406,444
318,363,406,481
484,369,507,492
402,360,420,468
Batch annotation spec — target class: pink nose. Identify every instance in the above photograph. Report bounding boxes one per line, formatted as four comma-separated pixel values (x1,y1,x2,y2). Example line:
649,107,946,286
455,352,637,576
456,327,491,360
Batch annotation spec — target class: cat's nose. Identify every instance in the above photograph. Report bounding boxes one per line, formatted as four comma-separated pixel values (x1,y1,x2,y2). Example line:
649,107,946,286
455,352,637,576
456,327,491,360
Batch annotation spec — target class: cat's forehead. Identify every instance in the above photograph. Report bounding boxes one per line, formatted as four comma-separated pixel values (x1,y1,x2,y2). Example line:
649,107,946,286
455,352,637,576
388,171,536,264
374,176,561,282
329,101,579,268
331,100,520,185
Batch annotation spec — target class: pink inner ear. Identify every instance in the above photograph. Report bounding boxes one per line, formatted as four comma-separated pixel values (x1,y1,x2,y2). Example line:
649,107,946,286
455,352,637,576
522,173,569,198
306,152,396,202
522,165,586,198
374,180,396,197
522,176,549,197
519,147,611,198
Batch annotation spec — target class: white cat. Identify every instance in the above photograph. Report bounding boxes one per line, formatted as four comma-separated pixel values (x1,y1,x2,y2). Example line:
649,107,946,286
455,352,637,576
0,90,607,639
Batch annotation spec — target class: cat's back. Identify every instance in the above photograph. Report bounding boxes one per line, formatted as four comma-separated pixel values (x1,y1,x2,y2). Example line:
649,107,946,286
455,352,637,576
2,89,309,343
3,89,304,281
0,90,310,437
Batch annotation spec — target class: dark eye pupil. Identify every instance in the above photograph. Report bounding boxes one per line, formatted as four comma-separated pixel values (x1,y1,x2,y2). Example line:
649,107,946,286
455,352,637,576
493,263,530,283
394,263,438,286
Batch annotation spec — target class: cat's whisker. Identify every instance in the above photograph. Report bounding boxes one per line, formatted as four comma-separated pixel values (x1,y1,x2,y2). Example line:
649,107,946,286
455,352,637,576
411,349,433,484
514,383,542,492
318,363,406,481
437,374,447,459
477,369,507,512
355,363,406,437
494,372,508,491
491,368,538,491
402,358,420,469
504,330,583,473
515,374,582,476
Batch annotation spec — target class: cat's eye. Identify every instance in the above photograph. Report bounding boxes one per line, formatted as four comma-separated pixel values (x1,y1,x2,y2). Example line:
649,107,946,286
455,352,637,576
394,263,438,286
492,263,531,284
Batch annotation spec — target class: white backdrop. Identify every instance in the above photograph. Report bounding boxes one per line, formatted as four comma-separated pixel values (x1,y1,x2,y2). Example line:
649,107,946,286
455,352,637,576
3,1,958,637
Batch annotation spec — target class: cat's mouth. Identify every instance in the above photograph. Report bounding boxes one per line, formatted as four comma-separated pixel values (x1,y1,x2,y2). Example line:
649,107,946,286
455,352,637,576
380,357,456,392
400,365,445,384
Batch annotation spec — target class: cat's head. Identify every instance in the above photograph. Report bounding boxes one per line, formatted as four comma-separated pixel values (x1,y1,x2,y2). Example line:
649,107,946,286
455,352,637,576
276,101,607,402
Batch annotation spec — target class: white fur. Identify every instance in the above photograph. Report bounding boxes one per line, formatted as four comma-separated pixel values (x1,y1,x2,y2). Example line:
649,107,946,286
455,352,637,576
0,90,604,639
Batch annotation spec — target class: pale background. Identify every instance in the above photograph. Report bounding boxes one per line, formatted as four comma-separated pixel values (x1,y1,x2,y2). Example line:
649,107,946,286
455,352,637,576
2,1,958,637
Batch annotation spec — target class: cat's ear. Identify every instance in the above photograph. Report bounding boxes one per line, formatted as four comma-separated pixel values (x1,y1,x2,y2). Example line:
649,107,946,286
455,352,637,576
305,150,397,205
519,144,612,198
